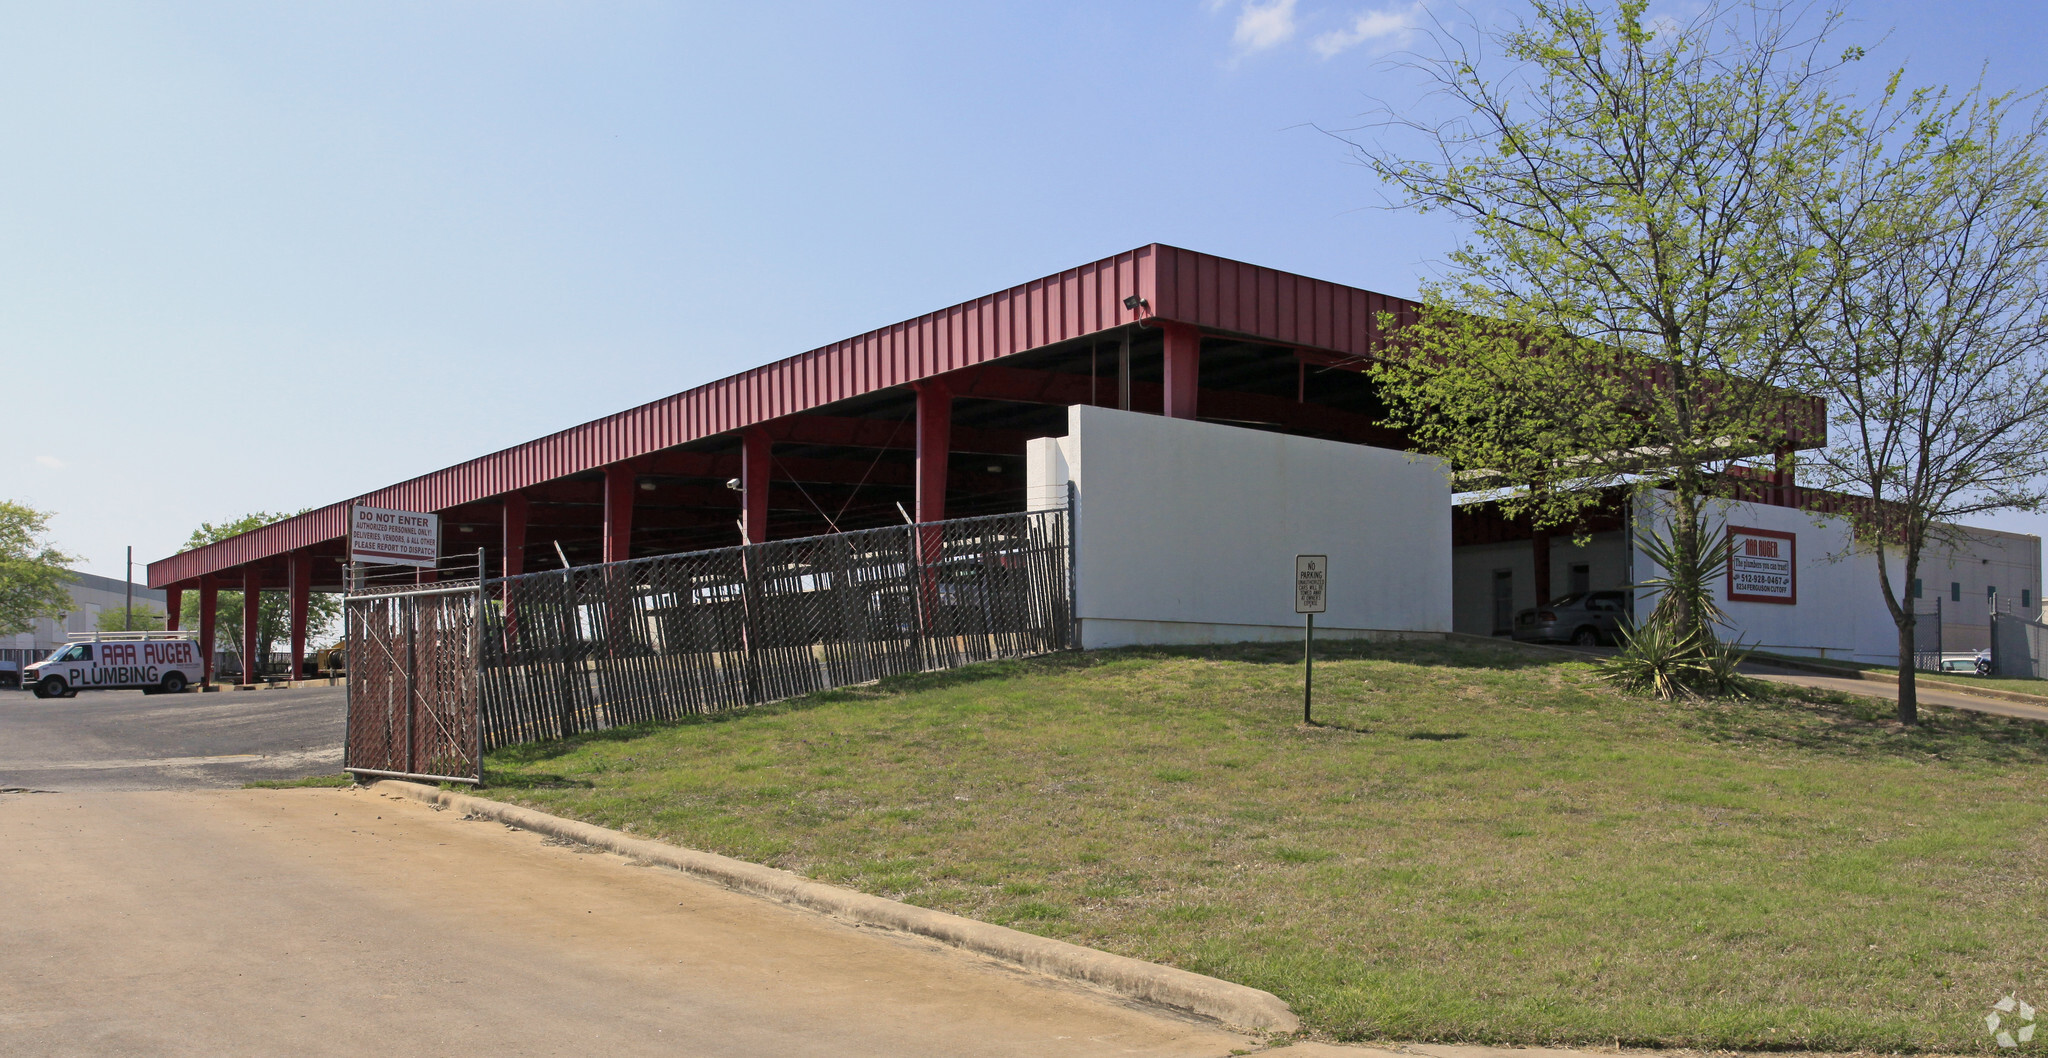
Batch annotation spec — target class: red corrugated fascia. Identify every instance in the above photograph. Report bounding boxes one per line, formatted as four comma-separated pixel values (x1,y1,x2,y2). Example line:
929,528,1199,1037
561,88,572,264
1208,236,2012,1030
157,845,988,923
1147,245,1420,355
150,245,1171,588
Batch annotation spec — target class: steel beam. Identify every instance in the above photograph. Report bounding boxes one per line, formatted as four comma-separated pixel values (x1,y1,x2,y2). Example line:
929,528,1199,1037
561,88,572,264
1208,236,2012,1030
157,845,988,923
766,414,1028,456
914,378,951,524
289,553,311,681
502,492,528,578
242,568,262,686
603,463,636,564
198,576,218,688
741,427,771,544
949,364,1408,447
1161,321,1200,419
165,588,182,632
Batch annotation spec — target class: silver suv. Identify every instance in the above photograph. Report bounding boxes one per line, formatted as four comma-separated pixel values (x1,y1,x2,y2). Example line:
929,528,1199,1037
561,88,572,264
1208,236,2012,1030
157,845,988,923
1513,590,1631,646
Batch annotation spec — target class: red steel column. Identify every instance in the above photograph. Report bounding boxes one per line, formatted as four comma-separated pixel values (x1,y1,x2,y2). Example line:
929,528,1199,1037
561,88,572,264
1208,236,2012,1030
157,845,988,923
198,577,218,687
165,587,183,632
1772,443,1794,507
1533,530,1553,607
242,568,263,685
501,493,529,578
288,553,311,682
1161,322,1200,420
501,491,529,647
741,427,771,544
913,378,952,524
604,464,636,564
912,379,952,625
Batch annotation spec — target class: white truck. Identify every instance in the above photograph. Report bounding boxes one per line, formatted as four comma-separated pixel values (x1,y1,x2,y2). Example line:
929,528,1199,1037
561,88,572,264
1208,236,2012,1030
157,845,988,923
23,631,203,699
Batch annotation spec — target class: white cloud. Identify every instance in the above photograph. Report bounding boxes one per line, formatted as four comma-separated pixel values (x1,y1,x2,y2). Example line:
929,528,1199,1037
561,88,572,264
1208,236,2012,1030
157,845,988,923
35,455,63,470
1231,0,1299,52
1311,1,1426,58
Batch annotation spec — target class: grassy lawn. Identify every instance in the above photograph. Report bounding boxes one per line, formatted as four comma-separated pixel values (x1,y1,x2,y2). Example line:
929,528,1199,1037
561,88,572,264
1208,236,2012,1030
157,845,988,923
1882,668,2047,699
478,640,2048,1052
1752,651,2048,698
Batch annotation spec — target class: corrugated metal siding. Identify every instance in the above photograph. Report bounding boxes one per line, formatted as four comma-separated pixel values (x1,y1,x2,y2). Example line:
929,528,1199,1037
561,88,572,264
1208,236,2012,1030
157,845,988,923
151,246,1189,588
1149,246,1421,356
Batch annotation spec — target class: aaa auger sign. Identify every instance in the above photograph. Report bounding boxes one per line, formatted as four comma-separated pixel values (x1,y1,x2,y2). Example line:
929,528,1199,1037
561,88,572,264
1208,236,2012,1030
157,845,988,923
1726,526,1796,605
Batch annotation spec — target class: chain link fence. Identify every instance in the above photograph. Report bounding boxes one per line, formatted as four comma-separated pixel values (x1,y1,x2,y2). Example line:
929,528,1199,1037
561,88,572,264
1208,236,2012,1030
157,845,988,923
1911,599,1943,672
344,583,486,783
475,505,1072,750
1991,607,2046,679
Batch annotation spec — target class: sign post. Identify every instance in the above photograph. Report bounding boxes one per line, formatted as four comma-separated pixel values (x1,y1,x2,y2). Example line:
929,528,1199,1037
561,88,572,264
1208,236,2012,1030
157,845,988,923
1295,555,1328,724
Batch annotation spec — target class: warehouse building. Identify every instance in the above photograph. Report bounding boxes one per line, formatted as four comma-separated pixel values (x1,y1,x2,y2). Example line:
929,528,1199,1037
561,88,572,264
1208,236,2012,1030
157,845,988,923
147,244,2033,681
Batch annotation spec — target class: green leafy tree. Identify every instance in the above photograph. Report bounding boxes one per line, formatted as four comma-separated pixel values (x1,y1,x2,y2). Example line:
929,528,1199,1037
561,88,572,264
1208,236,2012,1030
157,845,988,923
1799,84,2048,724
181,512,340,677
96,604,167,632
1351,0,1857,666
0,501,76,636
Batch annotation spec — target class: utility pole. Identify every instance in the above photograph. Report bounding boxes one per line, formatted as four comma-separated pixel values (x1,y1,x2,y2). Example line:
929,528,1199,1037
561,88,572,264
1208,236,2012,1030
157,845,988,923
125,546,133,631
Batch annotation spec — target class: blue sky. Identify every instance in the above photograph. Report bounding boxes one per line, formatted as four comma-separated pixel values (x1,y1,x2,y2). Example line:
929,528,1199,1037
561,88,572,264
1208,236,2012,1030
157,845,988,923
3,1,2044,579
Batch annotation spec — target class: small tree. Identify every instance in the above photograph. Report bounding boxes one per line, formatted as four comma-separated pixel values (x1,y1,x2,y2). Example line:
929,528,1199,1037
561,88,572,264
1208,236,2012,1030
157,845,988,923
1350,0,1857,661
1800,84,2048,725
97,604,167,632
180,512,341,676
0,501,76,636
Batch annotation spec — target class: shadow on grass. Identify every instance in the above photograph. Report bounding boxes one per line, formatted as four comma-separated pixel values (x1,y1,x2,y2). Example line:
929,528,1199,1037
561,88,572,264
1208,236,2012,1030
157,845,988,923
1405,731,1470,741
478,771,596,791
484,638,1577,768
1140,638,1571,673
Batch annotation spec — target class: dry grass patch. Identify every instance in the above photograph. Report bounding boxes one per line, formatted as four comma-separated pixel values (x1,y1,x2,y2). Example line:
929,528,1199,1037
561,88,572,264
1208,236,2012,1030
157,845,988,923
480,639,2048,1052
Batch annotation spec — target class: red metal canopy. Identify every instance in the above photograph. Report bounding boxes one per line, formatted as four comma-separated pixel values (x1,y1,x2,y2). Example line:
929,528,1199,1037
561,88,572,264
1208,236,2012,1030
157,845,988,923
148,244,1422,589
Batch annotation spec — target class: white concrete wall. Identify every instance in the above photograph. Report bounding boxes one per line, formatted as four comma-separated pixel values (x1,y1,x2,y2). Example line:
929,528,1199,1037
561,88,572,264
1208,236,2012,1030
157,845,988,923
1632,492,1914,663
1027,405,1452,648
1451,530,1633,637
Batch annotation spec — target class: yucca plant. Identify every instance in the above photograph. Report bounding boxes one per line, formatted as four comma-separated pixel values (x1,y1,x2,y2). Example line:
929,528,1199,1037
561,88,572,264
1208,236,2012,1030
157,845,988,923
1699,637,1761,698
1599,618,1711,699
1599,513,1755,700
1632,515,1734,649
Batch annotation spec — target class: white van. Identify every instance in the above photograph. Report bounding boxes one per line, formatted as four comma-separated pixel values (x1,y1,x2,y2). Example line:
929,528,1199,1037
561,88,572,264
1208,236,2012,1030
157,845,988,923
23,631,203,699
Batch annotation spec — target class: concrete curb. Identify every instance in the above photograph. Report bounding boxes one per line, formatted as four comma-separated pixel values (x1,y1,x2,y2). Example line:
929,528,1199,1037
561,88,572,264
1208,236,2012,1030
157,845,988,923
370,779,1300,1034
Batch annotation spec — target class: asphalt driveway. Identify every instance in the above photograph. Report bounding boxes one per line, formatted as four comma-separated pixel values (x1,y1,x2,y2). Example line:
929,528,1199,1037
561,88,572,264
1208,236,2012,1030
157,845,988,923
0,787,1252,1058
0,685,344,791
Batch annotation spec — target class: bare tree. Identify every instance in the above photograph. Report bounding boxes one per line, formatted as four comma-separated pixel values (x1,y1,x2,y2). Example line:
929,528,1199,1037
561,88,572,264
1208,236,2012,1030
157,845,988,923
1801,83,2048,725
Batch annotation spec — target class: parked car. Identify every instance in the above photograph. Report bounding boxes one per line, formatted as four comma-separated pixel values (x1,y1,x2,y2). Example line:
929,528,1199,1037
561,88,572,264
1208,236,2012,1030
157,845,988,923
1935,651,1994,676
0,660,18,689
1513,590,1631,646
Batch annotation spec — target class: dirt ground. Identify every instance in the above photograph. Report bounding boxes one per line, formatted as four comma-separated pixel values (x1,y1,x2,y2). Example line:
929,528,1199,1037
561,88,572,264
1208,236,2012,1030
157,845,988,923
0,786,1254,1058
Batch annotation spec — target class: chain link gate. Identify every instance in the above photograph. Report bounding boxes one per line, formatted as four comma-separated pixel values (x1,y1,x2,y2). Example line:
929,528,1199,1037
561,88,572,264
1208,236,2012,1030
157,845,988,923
344,581,486,784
